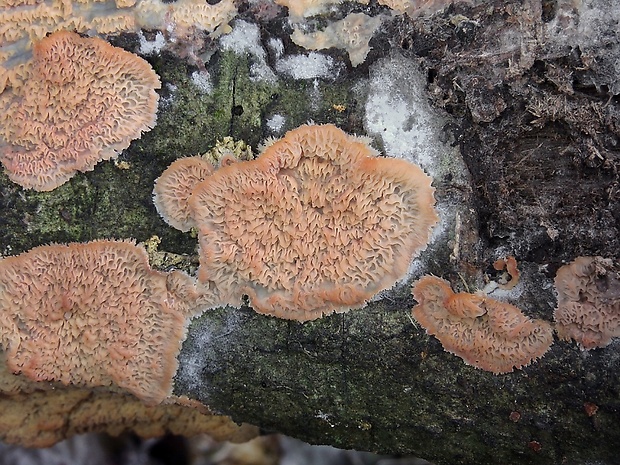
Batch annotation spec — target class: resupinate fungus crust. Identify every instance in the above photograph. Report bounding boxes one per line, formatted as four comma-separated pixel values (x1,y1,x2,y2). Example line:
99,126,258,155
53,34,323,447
0,31,161,191
154,123,439,321
412,275,554,373
554,256,620,349
0,240,202,405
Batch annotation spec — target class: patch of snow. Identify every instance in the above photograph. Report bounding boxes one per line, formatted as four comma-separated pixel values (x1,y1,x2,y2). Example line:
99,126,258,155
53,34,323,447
158,82,178,109
557,0,620,94
275,52,339,80
137,30,166,55
221,21,262,55
484,280,525,300
364,53,446,174
220,20,277,82
266,114,286,133
268,37,284,58
191,70,212,93
309,79,322,111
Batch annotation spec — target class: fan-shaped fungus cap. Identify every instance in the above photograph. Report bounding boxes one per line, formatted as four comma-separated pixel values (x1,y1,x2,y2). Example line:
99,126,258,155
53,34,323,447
0,31,161,191
554,256,620,349
153,157,215,232
0,240,201,405
412,276,553,373
167,0,238,37
189,123,438,320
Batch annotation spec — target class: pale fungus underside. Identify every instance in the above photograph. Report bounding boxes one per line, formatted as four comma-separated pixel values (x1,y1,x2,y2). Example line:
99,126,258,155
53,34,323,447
0,387,259,448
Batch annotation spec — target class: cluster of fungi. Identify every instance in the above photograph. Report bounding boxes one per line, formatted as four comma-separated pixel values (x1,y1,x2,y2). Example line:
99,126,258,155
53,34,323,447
0,117,442,444
1,0,619,450
0,240,258,445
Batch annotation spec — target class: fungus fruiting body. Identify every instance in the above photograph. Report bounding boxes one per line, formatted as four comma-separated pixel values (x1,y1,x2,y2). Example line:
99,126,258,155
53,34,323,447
0,240,202,404
0,31,161,190
155,124,438,320
554,256,620,349
291,13,384,67
0,0,237,75
412,275,553,373
153,157,215,232
152,137,253,232
493,256,520,290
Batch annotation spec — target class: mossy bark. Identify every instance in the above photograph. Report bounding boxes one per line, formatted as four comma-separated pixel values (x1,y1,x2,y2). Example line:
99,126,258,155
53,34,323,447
176,301,620,465
1,1,620,464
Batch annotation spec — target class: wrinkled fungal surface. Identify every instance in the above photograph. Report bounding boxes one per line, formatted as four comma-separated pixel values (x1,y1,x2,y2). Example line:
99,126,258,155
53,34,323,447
554,256,620,349
153,157,215,232
0,31,160,191
0,0,237,71
412,275,554,373
0,388,258,448
0,240,200,404
188,124,438,320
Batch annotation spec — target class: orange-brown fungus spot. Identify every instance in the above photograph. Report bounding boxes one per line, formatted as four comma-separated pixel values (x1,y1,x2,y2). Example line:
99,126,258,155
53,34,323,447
554,256,620,349
412,276,553,373
493,256,520,290
528,440,542,453
219,153,239,167
583,401,599,417
0,31,160,191
189,124,438,320
153,157,215,232
0,240,201,405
